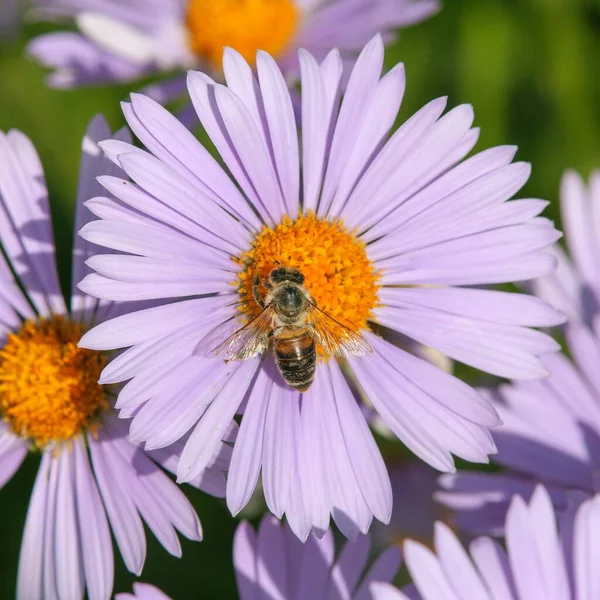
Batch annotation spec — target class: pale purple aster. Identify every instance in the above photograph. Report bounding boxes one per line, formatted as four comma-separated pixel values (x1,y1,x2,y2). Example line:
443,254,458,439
371,486,600,600
78,37,563,541
533,170,600,326
372,461,443,549
28,0,439,110
0,116,230,600
437,170,600,536
233,516,401,599
117,515,401,600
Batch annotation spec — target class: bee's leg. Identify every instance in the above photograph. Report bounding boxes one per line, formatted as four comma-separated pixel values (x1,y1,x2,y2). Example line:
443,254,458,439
253,276,265,308
263,281,273,291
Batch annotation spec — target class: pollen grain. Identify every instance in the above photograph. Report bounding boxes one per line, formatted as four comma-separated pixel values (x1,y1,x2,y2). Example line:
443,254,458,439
0,316,108,448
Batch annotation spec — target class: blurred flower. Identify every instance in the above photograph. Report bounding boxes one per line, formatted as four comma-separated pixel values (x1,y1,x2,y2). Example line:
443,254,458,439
533,170,600,326
79,37,563,541
436,340,600,535
116,583,171,600
118,514,402,600
372,461,444,549
233,516,401,599
28,0,439,118
0,116,230,600
437,170,600,536
0,0,20,40
371,486,600,600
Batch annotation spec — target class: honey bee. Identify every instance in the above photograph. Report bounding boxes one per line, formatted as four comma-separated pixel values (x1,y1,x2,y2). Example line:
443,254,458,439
203,266,373,392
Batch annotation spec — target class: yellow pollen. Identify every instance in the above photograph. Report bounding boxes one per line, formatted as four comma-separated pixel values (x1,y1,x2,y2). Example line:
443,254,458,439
0,316,108,448
237,213,380,335
186,0,299,68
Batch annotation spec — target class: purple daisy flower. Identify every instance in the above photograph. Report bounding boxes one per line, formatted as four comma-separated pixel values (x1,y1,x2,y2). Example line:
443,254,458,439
28,0,439,104
437,171,600,536
372,461,443,549
79,37,563,541
0,116,230,600
532,170,600,326
118,514,401,600
371,486,600,600
233,515,401,599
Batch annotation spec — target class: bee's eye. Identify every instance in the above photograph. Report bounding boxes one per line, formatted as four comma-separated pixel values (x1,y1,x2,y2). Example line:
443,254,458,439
292,271,305,284
270,268,287,283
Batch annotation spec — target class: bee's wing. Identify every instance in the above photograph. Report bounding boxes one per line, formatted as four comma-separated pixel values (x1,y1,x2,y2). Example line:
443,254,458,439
197,306,275,361
306,303,373,357
194,316,246,357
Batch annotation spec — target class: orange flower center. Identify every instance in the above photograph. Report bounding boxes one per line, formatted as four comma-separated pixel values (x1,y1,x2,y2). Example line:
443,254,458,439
186,0,299,68
236,212,380,334
0,316,107,448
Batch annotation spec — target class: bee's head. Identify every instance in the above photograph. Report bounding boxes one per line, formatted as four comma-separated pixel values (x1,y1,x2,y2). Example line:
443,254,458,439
270,267,305,285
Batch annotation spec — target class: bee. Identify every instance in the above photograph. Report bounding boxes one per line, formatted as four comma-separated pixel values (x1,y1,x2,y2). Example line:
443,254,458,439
203,266,373,392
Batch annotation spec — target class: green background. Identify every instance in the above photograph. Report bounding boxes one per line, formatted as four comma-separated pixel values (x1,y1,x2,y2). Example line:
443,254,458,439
1,0,600,597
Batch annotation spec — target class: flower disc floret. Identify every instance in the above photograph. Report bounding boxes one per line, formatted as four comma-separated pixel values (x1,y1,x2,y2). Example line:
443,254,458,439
186,0,298,68
0,316,107,448
236,212,380,333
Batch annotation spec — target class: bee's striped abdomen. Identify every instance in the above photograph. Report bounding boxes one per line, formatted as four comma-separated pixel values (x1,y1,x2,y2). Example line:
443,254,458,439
273,330,316,392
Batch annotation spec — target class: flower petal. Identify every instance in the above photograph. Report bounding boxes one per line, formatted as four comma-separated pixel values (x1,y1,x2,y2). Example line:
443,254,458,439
262,378,298,518
374,304,556,379
233,521,259,600
71,115,127,323
178,359,261,483
0,424,27,489
506,486,570,600
328,361,392,524
434,522,491,599
354,546,402,600
573,495,600,600
124,92,259,229
317,368,373,538
88,432,146,575
54,449,84,600
73,437,113,600
369,583,407,600
0,130,65,316
256,51,300,216
379,287,564,328
403,539,461,600
469,537,517,600
328,62,406,218
16,452,51,600
227,366,272,516
318,34,384,216
327,534,371,599
255,516,290,600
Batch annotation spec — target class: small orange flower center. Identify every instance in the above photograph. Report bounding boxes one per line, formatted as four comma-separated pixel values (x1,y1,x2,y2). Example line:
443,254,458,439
0,316,107,448
236,213,380,334
186,0,299,68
